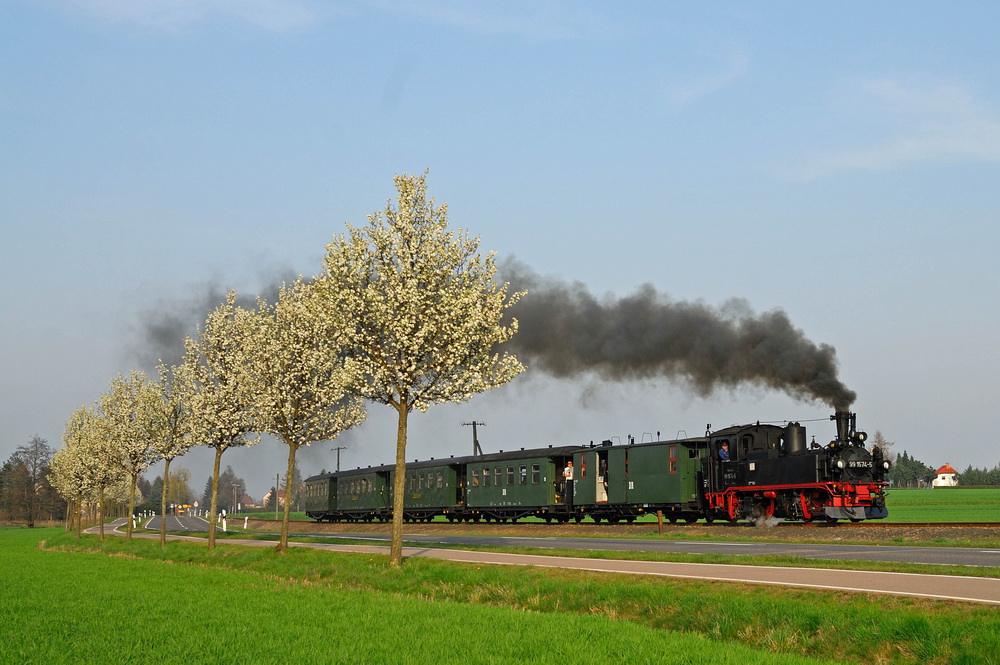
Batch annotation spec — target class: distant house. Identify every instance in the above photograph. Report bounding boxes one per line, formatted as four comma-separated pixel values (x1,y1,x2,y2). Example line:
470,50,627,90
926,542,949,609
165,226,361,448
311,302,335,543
932,463,959,488
262,488,286,507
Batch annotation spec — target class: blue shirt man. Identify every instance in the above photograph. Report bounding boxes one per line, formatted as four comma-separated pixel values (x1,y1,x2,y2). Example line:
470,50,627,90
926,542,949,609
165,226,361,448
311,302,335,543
719,442,730,461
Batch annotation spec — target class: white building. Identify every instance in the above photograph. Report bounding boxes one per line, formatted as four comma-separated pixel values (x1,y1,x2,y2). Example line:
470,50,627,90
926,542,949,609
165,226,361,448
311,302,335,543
932,463,959,488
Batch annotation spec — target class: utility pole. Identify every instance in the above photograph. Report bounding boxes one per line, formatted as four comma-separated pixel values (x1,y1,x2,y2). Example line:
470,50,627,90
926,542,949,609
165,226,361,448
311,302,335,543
462,421,486,456
331,445,347,472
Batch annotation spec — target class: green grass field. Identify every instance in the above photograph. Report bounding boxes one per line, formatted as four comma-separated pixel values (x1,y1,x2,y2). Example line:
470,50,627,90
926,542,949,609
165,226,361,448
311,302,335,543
6,527,1000,665
881,488,1000,523
1,527,838,665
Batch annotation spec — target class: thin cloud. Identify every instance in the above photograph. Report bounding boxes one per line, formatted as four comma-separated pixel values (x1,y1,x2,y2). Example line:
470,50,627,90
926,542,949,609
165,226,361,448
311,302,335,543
786,78,1000,180
362,0,618,41
665,52,748,110
64,0,322,33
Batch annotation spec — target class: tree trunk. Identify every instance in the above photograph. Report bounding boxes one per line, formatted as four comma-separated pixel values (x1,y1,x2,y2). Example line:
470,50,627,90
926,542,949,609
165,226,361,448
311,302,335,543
389,403,409,567
277,440,299,554
98,486,106,542
125,473,137,541
160,457,172,549
208,446,223,549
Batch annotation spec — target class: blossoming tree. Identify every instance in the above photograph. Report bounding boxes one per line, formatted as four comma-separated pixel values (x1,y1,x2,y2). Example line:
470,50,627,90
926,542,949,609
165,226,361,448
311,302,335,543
184,292,259,549
315,172,525,566
243,279,366,553
54,404,120,539
153,361,195,549
101,370,165,541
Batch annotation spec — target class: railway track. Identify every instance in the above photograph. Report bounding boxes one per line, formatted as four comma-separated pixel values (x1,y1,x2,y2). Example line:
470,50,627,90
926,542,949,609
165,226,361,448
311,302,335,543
266,518,1000,529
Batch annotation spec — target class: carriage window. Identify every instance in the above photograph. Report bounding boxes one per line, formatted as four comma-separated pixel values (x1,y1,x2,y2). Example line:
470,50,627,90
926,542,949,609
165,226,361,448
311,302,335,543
531,464,541,485
519,465,527,485
483,467,491,487
472,469,480,487
438,471,444,489
409,473,416,492
507,466,515,485
495,467,502,486
669,446,677,473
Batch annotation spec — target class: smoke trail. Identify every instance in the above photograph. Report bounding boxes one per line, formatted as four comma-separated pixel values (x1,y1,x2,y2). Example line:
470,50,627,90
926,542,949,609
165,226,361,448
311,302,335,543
500,259,856,410
126,272,295,370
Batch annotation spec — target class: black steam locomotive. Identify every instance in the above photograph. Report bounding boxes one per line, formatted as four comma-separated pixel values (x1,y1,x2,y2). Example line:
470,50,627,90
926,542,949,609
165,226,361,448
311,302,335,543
304,411,890,524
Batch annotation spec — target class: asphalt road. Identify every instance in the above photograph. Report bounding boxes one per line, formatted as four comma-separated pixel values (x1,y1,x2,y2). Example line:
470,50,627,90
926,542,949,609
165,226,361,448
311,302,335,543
93,519,1000,605
144,515,211,532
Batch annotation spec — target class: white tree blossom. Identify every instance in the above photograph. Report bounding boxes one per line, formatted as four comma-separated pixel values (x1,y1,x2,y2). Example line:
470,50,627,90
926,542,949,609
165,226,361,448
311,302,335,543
314,172,525,566
152,361,195,548
53,404,121,539
101,370,165,540
243,279,366,552
184,291,260,549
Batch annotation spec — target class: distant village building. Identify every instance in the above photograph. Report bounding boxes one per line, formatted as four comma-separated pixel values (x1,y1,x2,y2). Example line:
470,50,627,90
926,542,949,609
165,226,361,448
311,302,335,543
262,488,286,507
932,463,959,488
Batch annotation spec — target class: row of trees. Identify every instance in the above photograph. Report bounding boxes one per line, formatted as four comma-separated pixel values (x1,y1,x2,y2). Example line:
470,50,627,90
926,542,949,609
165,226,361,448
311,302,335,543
954,464,1000,486
0,436,65,526
887,450,936,488
50,172,525,565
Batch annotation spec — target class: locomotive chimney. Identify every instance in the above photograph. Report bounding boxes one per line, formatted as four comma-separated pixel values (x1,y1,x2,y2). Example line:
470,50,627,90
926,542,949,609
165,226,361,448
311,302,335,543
831,411,851,444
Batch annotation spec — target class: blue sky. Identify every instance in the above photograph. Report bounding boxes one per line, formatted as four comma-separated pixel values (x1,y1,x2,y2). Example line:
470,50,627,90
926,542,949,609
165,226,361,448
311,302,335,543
2,1,998,498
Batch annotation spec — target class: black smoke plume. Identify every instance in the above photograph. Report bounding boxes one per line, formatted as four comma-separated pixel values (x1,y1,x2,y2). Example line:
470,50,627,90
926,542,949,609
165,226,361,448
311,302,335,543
127,273,294,370
500,259,856,410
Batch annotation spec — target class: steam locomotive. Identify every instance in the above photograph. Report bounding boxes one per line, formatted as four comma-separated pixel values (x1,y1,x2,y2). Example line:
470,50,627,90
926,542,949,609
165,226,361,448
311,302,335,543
303,411,890,525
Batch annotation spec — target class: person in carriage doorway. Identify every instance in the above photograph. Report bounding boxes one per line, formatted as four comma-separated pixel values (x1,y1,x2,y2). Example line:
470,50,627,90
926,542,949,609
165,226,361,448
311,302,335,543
560,460,574,498
719,441,730,461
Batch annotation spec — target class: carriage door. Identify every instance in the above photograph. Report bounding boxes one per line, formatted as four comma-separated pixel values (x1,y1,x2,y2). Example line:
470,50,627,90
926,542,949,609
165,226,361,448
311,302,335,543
576,450,601,505
376,471,390,510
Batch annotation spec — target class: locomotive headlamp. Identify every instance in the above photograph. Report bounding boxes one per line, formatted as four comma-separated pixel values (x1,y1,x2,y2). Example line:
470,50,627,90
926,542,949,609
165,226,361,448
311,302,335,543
883,461,891,470
856,431,867,443
836,459,846,469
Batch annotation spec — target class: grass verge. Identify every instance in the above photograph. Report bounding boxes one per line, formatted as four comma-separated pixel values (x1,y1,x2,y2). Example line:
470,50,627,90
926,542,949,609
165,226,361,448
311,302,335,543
16,527,1000,665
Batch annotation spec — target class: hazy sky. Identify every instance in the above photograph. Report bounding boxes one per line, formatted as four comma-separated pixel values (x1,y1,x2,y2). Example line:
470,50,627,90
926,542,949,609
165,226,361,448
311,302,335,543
3,1,998,499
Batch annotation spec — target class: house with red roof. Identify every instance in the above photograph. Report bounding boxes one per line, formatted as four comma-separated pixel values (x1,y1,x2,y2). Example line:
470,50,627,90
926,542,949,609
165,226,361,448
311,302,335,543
932,463,959,488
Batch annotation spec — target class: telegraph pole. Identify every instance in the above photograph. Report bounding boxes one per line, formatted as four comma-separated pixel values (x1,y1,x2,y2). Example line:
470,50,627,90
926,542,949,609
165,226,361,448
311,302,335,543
462,421,485,456
331,445,347,472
